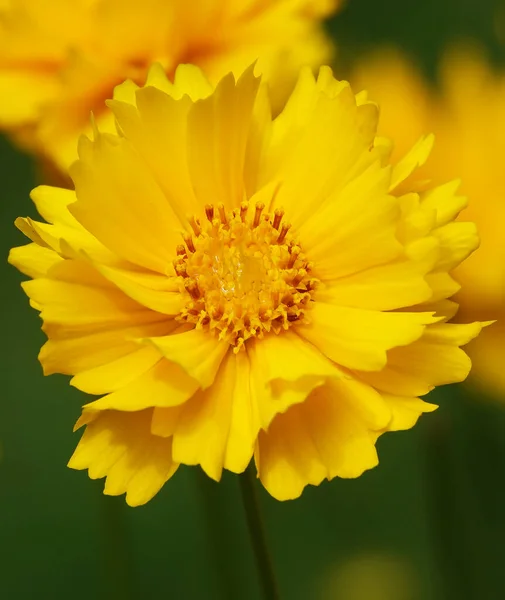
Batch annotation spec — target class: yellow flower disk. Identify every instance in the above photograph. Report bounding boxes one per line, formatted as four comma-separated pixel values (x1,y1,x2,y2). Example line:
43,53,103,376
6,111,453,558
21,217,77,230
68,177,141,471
351,47,503,395
0,0,340,171
10,63,483,505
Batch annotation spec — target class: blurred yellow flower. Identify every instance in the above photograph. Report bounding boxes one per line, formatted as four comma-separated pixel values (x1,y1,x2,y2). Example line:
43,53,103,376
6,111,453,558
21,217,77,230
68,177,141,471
10,63,482,505
351,47,504,395
0,0,340,171
322,554,416,600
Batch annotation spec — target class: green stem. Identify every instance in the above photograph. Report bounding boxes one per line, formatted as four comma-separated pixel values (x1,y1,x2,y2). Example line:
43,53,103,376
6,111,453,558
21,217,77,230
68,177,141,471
239,464,281,600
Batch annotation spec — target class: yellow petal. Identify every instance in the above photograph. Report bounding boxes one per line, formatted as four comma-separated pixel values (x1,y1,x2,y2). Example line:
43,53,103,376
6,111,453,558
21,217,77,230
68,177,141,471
328,376,392,430
68,409,178,507
108,86,201,222
256,406,328,501
172,352,237,481
21,259,174,376
247,331,339,429
432,221,479,271
70,133,182,272
147,327,229,389
39,320,174,376
112,78,139,105
8,243,62,278
418,299,459,320
256,384,379,500
170,64,214,101
30,186,78,224
425,272,461,302
94,263,183,315
143,63,173,96
15,186,118,264
298,303,437,371
319,258,433,311
83,358,199,411
386,333,473,388
359,322,484,396
22,260,165,336
381,394,438,432
243,83,272,197
151,405,185,438
299,162,402,280
421,180,467,227
389,134,434,192
70,344,162,395
265,70,379,227
143,63,213,101
187,67,261,211
224,350,260,474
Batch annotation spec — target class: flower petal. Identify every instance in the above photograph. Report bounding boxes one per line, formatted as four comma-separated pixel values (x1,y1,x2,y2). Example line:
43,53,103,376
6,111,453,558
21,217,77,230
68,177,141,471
172,352,237,481
151,405,185,438
432,221,479,271
108,86,201,222
359,322,484,396
389,134,434,192
70,133,182,272
39,320,173,376
70,345,162,395
22,260,166,336
15,186,119,264
319,258,433,311
147,327,229,389
187,66,261,211
299,162,402,280
381,394,438,432
83,358,199,412
68,409,178,507
265,68,379,227
256,384,379,500
169,63,214,101
421,180,467,227
94,263,183,315
223,350,260,474
298,303,438,371
8,243,62,279
159,349,276,476
247,331,340,429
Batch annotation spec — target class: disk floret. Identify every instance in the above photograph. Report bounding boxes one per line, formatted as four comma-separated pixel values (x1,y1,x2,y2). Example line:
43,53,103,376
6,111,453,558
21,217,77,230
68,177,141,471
174,201,318,350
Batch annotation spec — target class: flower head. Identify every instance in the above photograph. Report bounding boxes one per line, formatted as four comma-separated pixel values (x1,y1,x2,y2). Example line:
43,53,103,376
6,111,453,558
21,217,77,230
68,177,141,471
351,47,503,395
10,63,482,505
0,0,339,171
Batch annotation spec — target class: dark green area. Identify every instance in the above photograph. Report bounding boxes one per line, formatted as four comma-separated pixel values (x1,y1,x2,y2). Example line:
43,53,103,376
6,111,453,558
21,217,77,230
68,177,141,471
1,1,504,598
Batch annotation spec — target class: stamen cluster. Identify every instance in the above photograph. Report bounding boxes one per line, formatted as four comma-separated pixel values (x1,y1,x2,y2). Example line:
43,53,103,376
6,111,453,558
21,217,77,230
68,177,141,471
174,201,318,350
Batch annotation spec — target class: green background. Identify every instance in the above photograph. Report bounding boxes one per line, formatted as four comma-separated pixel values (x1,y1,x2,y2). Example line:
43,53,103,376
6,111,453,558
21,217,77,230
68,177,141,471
1,1,504,598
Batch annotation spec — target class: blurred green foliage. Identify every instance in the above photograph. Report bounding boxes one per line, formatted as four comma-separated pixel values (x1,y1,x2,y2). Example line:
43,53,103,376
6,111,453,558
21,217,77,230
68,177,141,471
1,1,505,598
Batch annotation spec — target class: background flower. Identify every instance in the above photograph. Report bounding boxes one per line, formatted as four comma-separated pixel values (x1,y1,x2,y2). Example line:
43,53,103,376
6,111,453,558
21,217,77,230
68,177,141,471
351,46,505,397
0,0,340,172
10,63,481,505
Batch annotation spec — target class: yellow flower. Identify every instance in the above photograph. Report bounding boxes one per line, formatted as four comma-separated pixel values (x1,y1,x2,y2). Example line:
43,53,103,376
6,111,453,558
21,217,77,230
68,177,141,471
10,63,482,506
351,47,504,395
0,0,339,171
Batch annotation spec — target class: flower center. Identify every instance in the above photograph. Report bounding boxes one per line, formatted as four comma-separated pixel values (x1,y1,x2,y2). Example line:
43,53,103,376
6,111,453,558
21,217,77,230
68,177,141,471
174,201,318,351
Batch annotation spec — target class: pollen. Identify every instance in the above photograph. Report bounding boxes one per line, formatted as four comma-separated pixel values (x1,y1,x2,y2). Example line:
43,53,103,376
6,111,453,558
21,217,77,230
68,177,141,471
174,202,319,351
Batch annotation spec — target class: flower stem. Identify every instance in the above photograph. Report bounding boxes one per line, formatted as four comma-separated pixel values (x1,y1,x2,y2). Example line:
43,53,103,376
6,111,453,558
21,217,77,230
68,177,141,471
239,464,281,600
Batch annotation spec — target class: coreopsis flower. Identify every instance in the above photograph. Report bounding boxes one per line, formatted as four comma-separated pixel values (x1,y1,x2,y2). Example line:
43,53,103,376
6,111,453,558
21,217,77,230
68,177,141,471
0,0,340,172
10,63,483,506
351,48,503,395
